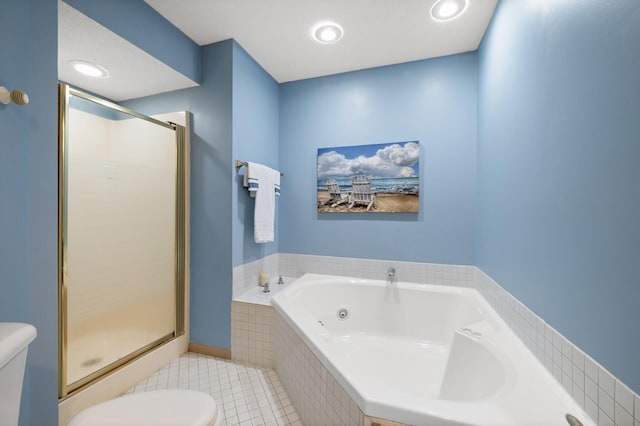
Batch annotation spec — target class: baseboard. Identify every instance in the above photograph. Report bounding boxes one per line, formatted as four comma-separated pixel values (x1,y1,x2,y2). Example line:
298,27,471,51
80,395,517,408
188,342,231,359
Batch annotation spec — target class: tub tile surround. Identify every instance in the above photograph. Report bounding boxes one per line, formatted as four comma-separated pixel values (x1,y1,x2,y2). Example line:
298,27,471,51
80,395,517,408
233,252,474,297
231,302,275,368
231,255,283,368
233,253,639,426
231,276,296,368
233,254,279,298
274,313,366,426
278,252,475,286
475,269,639,426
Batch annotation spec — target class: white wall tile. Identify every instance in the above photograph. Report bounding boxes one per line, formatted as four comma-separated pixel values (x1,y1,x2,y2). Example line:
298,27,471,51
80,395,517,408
553,326,563,349
573,347,585,372
585,355,599,383
562,336,574,360
573,364,585,391
573,384,585,409
553,346,563,368
616,402,634,426
599,409,614,426
586,377,599,403
563,354,574,379
586,395,599,424
616,380,635,416
544,354,553,371
545,324,554,342
231,302,275,368
563,372,574,394
233,253,279,298
277,253,474,287
600,388,615,420
599,368,616,398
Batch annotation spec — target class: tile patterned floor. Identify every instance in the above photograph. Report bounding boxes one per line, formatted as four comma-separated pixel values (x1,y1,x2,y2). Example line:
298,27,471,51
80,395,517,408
125,352,302,426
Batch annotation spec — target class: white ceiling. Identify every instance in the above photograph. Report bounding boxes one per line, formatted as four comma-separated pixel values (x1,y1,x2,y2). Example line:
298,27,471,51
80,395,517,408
58,1,198,101
58,0,498,101
145,0,499,83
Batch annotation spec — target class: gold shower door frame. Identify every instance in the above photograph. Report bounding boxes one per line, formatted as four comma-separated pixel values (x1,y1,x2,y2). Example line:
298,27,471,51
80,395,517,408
57,84,186,398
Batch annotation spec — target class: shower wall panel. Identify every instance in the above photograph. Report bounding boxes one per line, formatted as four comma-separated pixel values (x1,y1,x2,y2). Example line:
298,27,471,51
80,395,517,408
65,106,177,384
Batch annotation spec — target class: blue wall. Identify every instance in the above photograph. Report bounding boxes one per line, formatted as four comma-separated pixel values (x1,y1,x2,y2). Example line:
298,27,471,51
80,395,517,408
0,0,59,424
27,0,59,421
124,40,234,350
3,3,637,425
0,2,32,423
477,0,640,393
0,0,30,321
279,53,478,264
125,40,280,349
231,43,280,266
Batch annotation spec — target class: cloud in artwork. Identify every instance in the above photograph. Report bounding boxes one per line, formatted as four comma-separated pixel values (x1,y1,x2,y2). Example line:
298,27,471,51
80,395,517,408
317,142,419,179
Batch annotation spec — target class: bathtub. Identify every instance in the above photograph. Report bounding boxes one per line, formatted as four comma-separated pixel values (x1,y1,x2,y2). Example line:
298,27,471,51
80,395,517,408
271,274,593,426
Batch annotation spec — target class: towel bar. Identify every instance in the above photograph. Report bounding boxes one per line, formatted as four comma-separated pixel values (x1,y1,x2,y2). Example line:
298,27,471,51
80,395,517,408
235,160,283,176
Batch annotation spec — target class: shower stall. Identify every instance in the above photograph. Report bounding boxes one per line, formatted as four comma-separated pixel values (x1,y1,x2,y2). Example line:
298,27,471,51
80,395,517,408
57,84,187,397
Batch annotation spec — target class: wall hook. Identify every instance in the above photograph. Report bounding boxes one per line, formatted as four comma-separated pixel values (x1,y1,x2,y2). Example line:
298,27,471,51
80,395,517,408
0,86,29,106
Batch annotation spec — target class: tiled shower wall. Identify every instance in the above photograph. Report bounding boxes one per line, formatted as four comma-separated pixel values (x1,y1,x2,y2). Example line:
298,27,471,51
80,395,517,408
67,108,177,325
232,253,639,426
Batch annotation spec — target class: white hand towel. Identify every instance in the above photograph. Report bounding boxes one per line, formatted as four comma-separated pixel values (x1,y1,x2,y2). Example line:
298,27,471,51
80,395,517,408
245,162,280,243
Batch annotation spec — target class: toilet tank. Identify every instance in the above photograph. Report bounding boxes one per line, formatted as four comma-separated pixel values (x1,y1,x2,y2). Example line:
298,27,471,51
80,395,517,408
0,323,37,426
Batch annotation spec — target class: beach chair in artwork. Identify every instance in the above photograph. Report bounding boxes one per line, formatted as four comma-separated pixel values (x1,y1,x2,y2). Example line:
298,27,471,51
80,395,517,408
325,178,350,207
349,175,376,211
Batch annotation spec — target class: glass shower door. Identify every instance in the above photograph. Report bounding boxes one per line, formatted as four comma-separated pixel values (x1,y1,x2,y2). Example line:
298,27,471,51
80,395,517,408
58,84,185,395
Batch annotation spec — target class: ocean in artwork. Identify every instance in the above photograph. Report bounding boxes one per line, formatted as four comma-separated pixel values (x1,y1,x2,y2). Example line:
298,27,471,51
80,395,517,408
316,176,419,195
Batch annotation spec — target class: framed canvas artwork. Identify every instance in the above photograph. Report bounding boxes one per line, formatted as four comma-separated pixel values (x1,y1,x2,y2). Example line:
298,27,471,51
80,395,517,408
317,141,419,213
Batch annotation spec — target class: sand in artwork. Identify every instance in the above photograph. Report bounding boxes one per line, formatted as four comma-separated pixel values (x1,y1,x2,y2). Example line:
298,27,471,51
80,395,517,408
317,191,419,213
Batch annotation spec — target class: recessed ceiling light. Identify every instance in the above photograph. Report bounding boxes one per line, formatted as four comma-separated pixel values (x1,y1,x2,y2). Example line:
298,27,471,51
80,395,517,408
430,0,468,21
311,22,344,44
69,60,110,78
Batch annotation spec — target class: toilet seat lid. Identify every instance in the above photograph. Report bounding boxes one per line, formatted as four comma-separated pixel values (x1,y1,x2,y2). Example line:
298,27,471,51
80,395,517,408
68,390,219,426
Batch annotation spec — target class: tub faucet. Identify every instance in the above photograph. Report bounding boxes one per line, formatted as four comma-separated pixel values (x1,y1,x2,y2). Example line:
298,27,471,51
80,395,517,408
262,282,271,293
278,276,284,285
387,267,396,284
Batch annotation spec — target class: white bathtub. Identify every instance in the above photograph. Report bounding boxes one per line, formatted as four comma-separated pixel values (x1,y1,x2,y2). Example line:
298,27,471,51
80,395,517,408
271,273,593,426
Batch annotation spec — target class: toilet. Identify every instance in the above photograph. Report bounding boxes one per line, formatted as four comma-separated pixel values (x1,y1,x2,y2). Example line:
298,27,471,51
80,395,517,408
68,389,223,426
0,322,37,426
